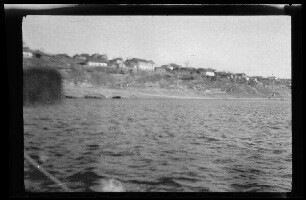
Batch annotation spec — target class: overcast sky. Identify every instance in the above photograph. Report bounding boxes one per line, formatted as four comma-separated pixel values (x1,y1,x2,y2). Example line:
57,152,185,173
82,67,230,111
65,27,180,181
23,15,291,78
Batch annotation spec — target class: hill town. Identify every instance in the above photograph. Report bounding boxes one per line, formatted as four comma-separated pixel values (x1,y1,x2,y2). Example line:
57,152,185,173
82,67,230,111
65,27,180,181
23,47,291,100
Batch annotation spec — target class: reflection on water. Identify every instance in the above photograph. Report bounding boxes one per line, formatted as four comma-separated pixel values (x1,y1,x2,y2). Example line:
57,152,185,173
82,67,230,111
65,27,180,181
24,98,292,192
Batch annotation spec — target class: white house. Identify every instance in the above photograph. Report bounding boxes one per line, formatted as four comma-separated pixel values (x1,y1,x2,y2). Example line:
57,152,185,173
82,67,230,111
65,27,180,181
203,71,215,77
87,62,107,67
86,58,108,67
268,76,278,80
23,51,33,58
137,61,155,71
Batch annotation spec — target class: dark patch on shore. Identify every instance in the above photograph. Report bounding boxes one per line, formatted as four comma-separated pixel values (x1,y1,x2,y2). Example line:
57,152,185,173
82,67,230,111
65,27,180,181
23,67,63,105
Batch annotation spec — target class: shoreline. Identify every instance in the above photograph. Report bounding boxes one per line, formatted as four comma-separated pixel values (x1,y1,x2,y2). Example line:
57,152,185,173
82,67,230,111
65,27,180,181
63,85,290,101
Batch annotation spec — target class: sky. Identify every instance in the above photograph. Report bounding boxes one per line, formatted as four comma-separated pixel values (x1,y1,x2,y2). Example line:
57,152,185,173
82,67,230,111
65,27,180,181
23,15,291,78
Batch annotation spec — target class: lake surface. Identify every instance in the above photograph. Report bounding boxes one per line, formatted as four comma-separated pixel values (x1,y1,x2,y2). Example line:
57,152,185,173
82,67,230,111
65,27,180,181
24,98,292,192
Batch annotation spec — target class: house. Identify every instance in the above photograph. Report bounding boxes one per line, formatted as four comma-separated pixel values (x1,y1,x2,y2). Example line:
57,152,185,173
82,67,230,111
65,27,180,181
228,73,234,79
109,58,125,68
252,76,263,80
198,68,215,77
235,73,249,80
249,77,258,83
124,58,155,72
112,58,123,64
138,60,155,71
155,67,167,73
22,46,33,58
202,71,215,77
86,58,108,67
90,53,108,61
268,76,278,80
23,51,33,58
216,71,231,79
161,65,174,71
73,55,87,60
196,68,206,74
169,63,182,70
198,68,216,77
23,46,33,58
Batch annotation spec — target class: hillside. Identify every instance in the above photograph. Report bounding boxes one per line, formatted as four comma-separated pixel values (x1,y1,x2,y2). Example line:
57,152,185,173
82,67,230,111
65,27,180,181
23,51,291,99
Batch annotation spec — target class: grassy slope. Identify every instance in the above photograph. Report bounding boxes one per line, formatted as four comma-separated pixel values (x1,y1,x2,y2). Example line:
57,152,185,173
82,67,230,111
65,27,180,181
23,55,291,99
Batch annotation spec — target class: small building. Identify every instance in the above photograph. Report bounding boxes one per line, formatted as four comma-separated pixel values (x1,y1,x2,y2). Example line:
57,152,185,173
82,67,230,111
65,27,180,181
268,76,278,80
250,77,258,82
118,63,126,68
196,68,206,74
235,73,249,80
109,58,125,68
90,53,108,61
86,58,108,67
199,68,216,77
138,60,155,71
111,58,123,64
155,67,167,73
228,73,234,79
202,71,215,77
160,65,174,71
251,76,263,81
73,55,87,60
216,71,231,79
23,46,33,58
23,51,33,58
125,58,155,72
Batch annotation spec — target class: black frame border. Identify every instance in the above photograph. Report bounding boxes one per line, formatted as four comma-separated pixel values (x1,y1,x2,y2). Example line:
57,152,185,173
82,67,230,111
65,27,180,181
7,4,303,198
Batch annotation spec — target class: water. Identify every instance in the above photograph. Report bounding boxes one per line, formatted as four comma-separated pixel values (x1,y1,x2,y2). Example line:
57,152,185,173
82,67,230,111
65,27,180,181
24,98,292,192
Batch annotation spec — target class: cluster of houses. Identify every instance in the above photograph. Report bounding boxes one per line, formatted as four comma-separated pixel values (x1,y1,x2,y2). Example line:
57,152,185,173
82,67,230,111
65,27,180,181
23,48,283,83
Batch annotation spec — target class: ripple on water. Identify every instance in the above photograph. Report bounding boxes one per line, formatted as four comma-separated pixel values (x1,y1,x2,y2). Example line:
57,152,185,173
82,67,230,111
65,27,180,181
24,99,292,192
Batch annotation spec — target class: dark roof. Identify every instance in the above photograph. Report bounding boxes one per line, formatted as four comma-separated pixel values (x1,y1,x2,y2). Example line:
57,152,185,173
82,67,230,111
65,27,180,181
196,68,206,72
113,58,123,61
169,63,182,68
80,54,90,58
86,58,108,63
206,68,216,72
126,58,155,64
216,71,229,75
